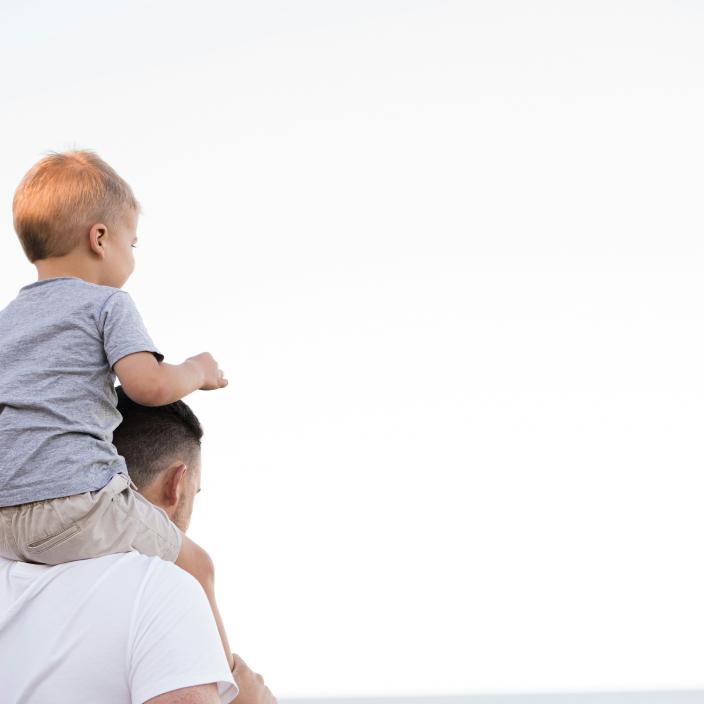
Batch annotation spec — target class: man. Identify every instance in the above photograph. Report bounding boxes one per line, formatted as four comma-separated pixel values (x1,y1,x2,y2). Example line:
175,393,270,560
0,388,276,704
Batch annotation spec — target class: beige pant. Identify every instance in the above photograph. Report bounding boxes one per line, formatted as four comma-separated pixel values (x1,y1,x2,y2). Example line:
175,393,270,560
0,474,182,565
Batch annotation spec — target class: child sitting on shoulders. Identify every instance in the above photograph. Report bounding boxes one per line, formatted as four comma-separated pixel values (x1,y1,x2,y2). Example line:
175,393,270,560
0,150,235,671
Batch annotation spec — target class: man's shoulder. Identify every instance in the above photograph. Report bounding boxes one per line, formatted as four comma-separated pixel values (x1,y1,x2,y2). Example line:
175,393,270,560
0,552,192,593
77,552,196,593
75,553,206,620
133,553,207,617
137,553,204,596
0,554,236,704
0,552,202,630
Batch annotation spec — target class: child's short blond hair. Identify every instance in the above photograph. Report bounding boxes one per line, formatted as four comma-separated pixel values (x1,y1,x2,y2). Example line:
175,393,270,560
12,150,140,262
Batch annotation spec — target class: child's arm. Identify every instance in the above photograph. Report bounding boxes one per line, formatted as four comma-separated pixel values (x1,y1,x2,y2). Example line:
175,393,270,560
114,351,227,406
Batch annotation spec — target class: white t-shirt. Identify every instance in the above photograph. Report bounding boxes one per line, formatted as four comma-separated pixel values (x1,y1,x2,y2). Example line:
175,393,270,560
0,552,238,704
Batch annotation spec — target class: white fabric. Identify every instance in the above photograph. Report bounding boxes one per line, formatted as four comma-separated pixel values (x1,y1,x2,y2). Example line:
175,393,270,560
0,552,237,704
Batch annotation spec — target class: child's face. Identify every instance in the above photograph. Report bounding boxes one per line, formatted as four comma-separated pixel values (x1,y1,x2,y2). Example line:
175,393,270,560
103,208,138,288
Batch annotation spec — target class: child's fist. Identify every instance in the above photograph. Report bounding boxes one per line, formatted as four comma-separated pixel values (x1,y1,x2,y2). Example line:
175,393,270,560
187,352,228,391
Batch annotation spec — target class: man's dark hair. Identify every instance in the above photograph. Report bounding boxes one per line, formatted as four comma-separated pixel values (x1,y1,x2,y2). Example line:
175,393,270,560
113,386,203,489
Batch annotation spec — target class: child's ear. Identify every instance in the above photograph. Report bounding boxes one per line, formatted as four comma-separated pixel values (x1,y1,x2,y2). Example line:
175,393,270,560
88,223,108,257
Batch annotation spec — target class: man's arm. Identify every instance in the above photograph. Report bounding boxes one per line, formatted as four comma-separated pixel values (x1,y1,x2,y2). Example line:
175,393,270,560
129,561,238,704
144,654,277,704
145,683,221,704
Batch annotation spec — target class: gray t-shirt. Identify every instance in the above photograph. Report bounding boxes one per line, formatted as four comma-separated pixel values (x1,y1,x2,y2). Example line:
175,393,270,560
0,277,163,507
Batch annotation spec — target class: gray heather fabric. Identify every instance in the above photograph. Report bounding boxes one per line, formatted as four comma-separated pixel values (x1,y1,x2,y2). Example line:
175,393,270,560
0,277,163,507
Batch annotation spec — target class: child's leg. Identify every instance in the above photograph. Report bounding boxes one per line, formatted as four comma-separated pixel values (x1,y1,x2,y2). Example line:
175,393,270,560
0,474,136,565
176,534,234,671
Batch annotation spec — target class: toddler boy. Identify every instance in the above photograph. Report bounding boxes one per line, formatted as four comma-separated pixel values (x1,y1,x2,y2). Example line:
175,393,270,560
0,150,235,669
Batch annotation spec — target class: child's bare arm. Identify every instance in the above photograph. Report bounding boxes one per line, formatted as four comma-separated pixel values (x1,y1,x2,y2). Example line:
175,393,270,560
114,351,227,406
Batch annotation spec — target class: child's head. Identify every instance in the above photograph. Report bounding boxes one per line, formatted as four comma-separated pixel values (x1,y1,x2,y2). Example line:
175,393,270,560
13,150,140,287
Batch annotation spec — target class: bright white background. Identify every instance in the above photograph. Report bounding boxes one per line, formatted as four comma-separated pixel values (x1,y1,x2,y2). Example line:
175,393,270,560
1,0,704,697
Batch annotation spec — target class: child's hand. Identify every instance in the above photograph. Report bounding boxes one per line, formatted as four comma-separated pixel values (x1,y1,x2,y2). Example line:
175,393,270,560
186,352,228,391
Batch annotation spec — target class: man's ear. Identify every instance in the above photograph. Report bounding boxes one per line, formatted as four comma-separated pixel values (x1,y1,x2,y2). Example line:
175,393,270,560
88,223,108,257
162,462,188,508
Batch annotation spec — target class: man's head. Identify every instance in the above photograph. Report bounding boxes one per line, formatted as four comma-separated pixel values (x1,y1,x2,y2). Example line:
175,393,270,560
113,386,203,532
13,150,139,288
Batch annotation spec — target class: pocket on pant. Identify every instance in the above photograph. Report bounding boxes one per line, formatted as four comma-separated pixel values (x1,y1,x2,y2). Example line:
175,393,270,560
26,524,81,553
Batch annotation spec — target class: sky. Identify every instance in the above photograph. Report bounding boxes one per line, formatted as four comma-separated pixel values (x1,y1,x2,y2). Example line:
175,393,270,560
2,0,704,697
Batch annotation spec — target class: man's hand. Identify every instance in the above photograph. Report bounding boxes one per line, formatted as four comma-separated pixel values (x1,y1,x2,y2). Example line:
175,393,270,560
231,653,277,704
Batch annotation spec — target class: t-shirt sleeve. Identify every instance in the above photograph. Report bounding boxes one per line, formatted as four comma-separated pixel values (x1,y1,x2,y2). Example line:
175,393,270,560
128,561,238,704
99,291,164,369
